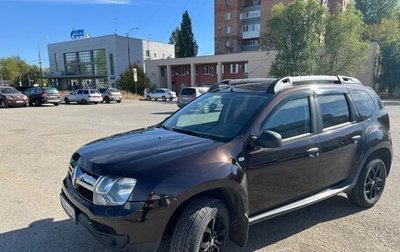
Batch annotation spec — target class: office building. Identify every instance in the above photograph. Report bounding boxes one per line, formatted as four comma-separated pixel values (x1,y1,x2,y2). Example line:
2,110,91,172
47,35,174,89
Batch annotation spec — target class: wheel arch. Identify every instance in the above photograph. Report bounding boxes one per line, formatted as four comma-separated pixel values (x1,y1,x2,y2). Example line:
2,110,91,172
163,186,249,247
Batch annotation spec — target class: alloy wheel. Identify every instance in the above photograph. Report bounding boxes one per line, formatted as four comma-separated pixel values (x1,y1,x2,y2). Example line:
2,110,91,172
199,216,226,252
364,163,385,201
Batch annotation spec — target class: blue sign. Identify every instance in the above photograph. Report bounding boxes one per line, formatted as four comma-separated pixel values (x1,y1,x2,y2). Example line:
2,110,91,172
71,29,84,40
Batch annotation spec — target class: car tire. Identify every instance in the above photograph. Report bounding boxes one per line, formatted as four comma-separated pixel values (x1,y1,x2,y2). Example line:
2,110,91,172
169,97,174,101
116,100,121,103
0,99,8,108
81,99,88,104
169,197,230,252
94,102,99,104
347,158,387,208
146,95,151,100
53,103,60,106
104,97,111,103
162,96,166,101
64,98,70,104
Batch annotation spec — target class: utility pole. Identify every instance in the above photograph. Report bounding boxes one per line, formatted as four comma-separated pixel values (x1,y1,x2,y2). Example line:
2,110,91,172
38,37,48,86
126,27,139,67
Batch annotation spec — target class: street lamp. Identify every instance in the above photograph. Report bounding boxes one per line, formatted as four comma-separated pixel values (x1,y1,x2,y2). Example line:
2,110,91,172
38,37,48,86
126,27,139,67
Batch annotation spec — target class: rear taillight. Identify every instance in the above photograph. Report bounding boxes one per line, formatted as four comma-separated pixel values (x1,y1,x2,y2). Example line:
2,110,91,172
41,90,46,97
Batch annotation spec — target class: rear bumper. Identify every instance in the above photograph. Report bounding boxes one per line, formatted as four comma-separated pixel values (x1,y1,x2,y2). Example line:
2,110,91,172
61,177,175,251
87,97,103,102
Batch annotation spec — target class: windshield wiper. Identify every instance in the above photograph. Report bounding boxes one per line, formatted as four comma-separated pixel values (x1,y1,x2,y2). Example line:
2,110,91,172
171,127,211,139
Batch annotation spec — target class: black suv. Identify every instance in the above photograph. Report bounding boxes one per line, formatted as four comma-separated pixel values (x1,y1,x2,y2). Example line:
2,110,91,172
60,76,392,252
24,87,61,106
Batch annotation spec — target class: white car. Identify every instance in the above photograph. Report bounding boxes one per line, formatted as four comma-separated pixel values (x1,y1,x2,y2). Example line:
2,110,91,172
64,89,103,104
146,88,176,101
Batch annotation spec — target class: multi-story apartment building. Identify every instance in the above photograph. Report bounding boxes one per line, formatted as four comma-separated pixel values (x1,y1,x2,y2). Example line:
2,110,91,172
215,0,350,55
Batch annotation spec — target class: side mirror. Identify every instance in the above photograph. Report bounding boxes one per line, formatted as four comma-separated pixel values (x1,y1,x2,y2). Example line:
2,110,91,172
252,130,282,149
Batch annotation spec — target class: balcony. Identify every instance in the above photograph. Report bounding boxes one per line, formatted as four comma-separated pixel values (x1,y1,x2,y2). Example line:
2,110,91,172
242,30,260,39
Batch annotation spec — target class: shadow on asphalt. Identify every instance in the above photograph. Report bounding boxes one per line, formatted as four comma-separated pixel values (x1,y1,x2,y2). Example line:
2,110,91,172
0,196,364,252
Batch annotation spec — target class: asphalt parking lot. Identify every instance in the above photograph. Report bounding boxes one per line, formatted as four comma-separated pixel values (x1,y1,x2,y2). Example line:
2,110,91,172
0,100,399,252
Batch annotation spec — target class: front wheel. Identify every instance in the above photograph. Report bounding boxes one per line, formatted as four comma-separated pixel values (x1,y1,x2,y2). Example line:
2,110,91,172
116,100,121,103
146,95,151,100
53,103,60,106
169,97,174,101
162,96,166,101
347,158,387,208
0,99,8,108
64,98,70,104
170,197,230,252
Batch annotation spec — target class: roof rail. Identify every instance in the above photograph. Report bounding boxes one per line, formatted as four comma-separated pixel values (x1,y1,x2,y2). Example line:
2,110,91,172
267,75,362,94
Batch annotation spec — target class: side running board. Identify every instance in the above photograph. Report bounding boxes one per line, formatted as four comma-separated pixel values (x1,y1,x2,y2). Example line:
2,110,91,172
248,185,351,224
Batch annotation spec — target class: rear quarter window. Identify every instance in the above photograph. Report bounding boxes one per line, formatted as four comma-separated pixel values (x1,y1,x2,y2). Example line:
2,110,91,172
351,90,375,120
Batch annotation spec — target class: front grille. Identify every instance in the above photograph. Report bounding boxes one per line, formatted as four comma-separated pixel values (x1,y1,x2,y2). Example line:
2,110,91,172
69,162,99,203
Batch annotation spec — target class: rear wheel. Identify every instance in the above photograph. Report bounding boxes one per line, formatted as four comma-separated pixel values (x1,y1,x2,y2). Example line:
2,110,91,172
162,96,167,101
169,97,174,101
169,197,230,252
35,98,42,106
64,98,70,104
147,95,151,100
104,96,111,103
116,100,122,103
347,158,387,208
81,99,88,104
53,103,60,106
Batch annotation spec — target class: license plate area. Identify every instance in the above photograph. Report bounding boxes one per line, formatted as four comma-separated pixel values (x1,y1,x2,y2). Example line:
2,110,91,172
61,195,77,222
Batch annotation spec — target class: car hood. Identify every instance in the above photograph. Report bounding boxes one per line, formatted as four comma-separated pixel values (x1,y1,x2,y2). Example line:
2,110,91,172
4,93,26,99
76,127,222,178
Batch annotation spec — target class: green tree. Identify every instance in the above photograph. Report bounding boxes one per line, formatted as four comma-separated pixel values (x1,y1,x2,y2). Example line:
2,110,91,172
169,26,181,58
354,0,399,25
0,56,31,86
175,11,198,58
318,5,370,75
265,0,325,77
117,64,149,95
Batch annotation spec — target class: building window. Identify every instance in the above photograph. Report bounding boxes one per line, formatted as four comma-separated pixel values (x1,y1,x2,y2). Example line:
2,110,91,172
253,0,260,5
226,0,231,7
203,65,211,74
225,12,231,21
226,39,231,47
54,53,59,72
242,24,260,32
161,67,166,77
244,63,248,73
64,52,77,65
230,64,239,74
94,64,107,75
109,53,114,75
178,66,186,75
242,10,260,19
146,50,150,57
79,51,91,63
93,49,105,62
226,26,231,34
79,64,92,75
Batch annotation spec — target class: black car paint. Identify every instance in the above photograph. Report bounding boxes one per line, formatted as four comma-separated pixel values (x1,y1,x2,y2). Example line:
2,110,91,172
61,84,392,251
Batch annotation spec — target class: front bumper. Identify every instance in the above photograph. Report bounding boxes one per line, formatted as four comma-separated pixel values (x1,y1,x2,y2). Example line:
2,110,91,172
6,99,28,107
61,177,174,252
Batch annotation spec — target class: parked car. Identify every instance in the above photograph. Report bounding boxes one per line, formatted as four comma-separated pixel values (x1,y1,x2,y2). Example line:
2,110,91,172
24,87,61,106
98,88,122,103
0,86,29,108
61,75,392,252
146,88,176,101
64,89,103,104
177,86,208,107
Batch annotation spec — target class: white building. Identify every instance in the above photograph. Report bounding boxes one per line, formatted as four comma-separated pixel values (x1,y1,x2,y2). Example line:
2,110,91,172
47,34,174,89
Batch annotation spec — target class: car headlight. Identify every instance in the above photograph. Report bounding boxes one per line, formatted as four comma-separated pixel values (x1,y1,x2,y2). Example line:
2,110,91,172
93,176,137,206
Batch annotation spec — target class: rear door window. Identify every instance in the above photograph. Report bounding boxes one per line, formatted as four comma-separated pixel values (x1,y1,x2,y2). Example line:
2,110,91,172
319,94,350,129
77,90,83,95
83,90,89,95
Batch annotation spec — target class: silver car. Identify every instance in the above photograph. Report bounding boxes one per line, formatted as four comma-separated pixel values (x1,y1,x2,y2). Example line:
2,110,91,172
177,87,209,107
146,88,176,101
99,88,122,103
64,89,103,104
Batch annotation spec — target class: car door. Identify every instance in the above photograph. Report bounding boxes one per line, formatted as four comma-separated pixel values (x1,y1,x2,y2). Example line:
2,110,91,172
315,91,364,189
246,94,321,214
74,90,83,102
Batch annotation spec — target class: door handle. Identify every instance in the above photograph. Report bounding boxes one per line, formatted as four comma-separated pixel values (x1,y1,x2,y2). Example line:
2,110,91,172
352,135,361,144
306,147,320,158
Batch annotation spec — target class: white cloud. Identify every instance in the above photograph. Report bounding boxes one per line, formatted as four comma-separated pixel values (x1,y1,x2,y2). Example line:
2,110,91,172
11,0,132,4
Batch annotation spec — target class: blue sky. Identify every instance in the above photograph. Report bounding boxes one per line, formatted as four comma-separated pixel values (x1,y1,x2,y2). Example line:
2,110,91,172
0,0,214,67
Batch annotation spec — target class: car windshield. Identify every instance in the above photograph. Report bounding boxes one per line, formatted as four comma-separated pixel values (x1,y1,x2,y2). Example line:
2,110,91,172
162,92,270,142
0,87,19,94
44,87,58,94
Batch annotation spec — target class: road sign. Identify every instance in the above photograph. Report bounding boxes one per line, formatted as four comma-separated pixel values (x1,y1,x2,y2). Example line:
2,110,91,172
133,68,138,82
